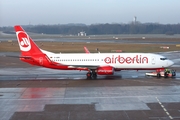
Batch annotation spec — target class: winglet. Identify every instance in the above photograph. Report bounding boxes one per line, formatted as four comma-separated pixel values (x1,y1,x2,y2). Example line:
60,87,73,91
84,46,90,54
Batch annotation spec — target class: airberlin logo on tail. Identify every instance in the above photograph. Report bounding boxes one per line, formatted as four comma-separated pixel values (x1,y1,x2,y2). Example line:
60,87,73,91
16,31,31,51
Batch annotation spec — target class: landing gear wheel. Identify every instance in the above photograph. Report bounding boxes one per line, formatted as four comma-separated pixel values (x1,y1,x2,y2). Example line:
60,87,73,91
86,72,92,79
91,72,97,79
86,70,97,79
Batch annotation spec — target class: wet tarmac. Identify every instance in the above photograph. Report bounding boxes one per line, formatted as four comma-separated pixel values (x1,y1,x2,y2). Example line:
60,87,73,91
0,51,180,120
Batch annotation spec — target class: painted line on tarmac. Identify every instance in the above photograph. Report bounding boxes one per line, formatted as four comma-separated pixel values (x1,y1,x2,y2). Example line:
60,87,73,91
155,97,173,119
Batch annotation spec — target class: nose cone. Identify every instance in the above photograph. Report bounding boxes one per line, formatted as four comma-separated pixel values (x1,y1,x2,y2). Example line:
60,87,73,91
168,60,174,67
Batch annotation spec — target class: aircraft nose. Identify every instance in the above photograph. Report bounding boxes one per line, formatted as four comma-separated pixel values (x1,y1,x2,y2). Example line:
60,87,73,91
168,60,174,66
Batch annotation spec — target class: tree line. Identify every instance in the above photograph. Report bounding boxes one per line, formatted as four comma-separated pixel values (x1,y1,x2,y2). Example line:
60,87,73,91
1,23,180,35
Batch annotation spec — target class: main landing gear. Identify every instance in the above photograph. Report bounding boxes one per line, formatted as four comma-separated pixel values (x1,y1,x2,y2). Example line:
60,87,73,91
86,70,97,79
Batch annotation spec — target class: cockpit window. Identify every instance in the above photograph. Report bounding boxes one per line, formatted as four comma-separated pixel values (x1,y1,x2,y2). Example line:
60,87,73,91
160,58,168,60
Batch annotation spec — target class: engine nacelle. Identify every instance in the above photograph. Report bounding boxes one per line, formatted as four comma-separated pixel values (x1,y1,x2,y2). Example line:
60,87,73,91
97,66,114,75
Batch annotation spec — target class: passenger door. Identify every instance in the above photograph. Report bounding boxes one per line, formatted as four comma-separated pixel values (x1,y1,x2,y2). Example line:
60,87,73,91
152,56,155,65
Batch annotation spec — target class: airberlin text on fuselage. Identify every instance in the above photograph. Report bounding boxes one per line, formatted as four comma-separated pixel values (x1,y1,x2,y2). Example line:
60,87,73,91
104,55,148,64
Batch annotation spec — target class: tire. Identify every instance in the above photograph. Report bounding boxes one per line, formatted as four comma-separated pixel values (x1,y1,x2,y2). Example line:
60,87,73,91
91,73,97,79
86,72,92,79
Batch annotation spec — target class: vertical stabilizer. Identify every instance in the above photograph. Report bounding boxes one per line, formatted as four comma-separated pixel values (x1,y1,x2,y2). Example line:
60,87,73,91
14,25,43,56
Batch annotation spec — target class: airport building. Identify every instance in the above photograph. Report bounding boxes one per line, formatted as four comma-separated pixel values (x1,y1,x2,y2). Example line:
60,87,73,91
78,31,86,36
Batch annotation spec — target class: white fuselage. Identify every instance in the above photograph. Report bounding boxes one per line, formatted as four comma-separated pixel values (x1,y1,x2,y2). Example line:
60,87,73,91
46,53,174,70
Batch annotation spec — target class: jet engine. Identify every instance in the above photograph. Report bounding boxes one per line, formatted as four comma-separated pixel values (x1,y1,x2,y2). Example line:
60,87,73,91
97,66,114,75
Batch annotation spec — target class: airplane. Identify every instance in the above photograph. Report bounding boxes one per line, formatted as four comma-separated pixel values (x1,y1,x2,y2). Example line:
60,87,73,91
14,25,174,79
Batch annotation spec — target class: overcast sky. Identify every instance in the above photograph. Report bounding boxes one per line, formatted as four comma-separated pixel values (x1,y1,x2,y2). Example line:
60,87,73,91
0,0,180,26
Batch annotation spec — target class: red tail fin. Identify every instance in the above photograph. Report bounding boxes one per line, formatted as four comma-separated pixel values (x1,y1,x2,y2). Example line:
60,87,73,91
14,25,43,56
